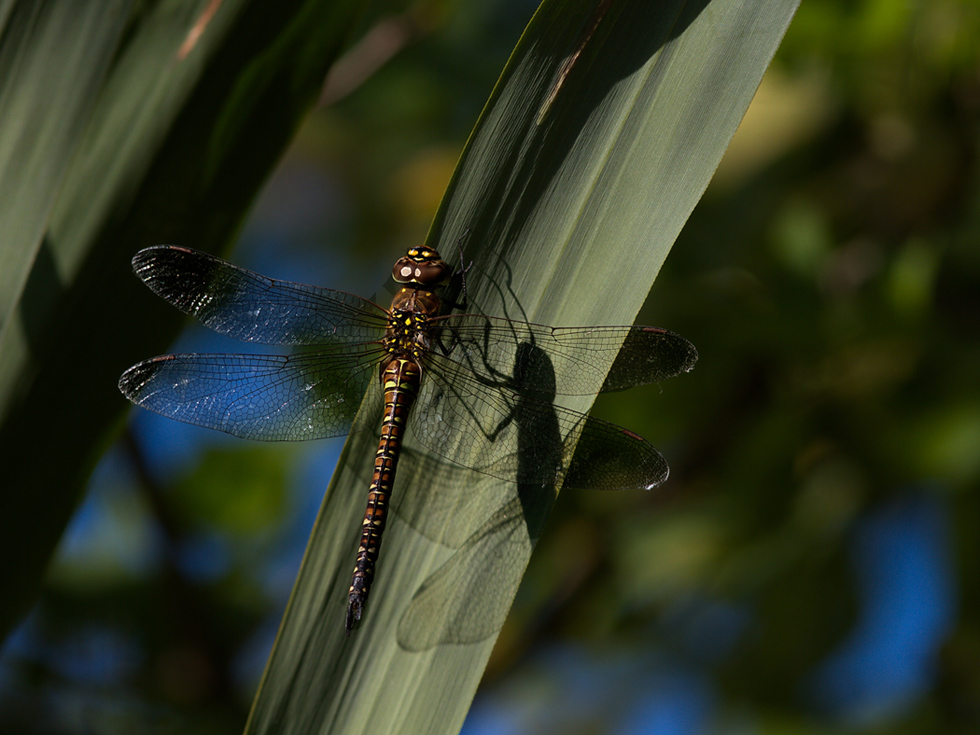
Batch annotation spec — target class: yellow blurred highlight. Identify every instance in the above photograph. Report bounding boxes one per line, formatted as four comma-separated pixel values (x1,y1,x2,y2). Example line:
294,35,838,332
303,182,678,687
388,145,461,230
714,68,836,187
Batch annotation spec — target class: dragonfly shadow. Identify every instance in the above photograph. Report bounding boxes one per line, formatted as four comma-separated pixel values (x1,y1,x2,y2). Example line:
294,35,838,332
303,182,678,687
391,341,563,651
454,247,529,329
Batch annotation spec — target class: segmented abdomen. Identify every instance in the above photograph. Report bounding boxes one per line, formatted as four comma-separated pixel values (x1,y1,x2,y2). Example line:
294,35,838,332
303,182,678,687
346,356,422,632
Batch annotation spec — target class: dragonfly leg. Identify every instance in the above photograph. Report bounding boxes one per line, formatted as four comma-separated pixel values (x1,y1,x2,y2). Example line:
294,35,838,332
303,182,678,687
439,229,472,311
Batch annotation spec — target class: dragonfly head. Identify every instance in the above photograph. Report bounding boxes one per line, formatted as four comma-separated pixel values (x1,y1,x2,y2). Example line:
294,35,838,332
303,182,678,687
393,246,451,287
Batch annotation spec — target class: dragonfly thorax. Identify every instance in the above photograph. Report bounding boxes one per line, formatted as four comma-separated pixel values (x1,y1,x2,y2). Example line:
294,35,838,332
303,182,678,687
383,307,433,361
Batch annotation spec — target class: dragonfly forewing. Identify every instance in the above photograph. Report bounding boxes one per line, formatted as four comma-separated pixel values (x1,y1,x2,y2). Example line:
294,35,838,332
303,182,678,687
433,315,697,398
133,246,389,346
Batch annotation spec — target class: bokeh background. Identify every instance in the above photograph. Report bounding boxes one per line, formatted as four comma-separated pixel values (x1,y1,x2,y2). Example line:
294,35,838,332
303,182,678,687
2,0,979,733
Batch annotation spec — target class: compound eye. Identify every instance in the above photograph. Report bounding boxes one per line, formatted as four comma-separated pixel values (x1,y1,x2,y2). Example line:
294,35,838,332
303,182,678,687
392,257,416,283
416,261,451,285
392,256,449,283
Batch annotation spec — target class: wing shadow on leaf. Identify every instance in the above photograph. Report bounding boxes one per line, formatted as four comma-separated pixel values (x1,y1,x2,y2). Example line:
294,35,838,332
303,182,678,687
392,342,562,650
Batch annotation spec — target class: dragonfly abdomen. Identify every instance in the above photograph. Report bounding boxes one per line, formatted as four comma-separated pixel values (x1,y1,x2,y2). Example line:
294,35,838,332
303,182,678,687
346,356,423,633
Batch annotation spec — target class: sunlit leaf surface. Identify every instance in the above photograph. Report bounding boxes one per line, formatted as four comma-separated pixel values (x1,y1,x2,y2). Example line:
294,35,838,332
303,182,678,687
245,1,798,733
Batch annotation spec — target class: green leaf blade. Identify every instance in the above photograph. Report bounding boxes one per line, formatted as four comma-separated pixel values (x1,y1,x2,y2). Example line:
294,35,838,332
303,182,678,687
246,1,799,734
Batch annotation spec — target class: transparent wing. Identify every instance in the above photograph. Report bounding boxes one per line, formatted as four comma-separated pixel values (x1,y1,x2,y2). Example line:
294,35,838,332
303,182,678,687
132,246,388,346
410,345,669,492
431,314,698,397
397,498,530,651
393,453,556,650
119,347,382,440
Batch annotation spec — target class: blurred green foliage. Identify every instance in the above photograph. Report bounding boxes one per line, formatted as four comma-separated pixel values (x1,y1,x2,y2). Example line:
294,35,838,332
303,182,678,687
2,0,979,733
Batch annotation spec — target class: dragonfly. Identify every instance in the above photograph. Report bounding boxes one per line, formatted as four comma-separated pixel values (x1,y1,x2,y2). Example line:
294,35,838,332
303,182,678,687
119,244,697,633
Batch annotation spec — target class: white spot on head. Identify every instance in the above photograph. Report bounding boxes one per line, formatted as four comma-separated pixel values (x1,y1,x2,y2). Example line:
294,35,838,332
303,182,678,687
399,265,413,278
